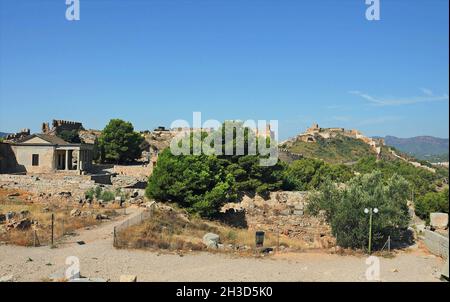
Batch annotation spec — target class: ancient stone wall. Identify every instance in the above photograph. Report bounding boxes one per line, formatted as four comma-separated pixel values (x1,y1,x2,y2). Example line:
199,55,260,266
0,174,96,198
113,164,153,177
424,229,449,260
42,119,84,135
221,191,333,248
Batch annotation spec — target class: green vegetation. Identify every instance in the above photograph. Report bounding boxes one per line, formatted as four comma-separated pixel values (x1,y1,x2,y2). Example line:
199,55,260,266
98,119,144,164
58,129,81,143
307,172,411,250
287,135,374,164
146,148,286,218
147,122,448,243
414,188,449,222
383,135,449,161
147,122,362,218
85,187,118,202
282,158,353,191
353,156,443,196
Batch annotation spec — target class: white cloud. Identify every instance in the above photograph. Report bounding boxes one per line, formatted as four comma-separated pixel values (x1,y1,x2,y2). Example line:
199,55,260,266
349,89,449,106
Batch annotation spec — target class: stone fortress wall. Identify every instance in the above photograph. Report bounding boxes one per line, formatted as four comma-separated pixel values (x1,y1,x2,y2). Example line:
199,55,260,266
221,191,334,248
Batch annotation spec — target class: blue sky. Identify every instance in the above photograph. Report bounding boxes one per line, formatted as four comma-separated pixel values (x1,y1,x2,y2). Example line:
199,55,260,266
0,0,448,140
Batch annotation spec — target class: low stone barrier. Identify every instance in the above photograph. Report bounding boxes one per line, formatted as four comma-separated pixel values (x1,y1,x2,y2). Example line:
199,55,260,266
424,229,449,260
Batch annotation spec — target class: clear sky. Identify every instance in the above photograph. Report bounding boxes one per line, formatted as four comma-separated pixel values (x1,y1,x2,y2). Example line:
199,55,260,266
0,0,448,140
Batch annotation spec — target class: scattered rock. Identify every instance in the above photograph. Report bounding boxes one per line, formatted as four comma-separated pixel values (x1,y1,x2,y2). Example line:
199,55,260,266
0,275,14,282
14,218,32,230
95,214,109,220
203,233,220,249
142,201,156,209
59,191,72,197
7,192,20,197
391,268,399,273
0,214,5,224
259,247,274,254
120,275,137,282
70,209,81,217
69,278,109,282
5,211,16,221
430,213,449,229
19,210,30,218
80,211,92,218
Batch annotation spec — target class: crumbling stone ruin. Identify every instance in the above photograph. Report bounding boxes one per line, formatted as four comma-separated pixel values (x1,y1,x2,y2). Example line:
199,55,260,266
42,119,84,135
284,123,384,157
3,129,30,142
221,191,334,248
78,129,101,144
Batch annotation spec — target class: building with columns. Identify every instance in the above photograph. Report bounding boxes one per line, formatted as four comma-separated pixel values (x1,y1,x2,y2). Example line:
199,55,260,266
2,134,94,174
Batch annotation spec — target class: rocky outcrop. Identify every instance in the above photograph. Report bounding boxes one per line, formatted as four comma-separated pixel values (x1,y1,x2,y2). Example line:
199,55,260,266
221,191,333,248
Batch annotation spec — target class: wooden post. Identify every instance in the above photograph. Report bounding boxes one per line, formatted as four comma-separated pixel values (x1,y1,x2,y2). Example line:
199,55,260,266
62,219,65,237
388,236,391,253
277,226,280,253
33,229,36,247
51,213,54,246
113,227,116,247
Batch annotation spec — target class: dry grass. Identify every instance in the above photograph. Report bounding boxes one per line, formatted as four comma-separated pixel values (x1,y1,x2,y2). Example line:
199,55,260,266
0,188,118,246
115,206,307,254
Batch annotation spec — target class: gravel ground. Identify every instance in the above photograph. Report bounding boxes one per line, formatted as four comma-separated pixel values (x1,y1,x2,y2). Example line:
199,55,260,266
0,208,445,282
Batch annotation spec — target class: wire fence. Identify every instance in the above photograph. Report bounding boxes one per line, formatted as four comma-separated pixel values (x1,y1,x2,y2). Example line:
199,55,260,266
113,208,153,247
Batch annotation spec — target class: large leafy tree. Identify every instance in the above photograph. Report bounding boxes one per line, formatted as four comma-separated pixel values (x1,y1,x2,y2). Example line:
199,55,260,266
308,171,411,250
282,158,353,191
58,129,81,143
146,121,285,217
99,119,144,164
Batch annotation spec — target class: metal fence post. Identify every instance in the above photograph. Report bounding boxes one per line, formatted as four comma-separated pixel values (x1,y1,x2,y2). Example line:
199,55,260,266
51,213,54,246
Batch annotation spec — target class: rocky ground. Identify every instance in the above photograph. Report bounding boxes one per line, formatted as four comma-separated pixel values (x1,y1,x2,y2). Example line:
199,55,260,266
0,207,445,282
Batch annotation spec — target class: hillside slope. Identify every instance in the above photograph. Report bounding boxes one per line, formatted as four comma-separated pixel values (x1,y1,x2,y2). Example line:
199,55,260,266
383,135,449,161
283,135,376,164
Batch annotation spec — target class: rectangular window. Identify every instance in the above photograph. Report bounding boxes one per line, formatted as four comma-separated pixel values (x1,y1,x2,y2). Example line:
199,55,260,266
32,154,39,166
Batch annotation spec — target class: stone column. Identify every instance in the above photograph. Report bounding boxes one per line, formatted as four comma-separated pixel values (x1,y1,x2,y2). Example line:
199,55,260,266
77,149,81,171
65,150,69,170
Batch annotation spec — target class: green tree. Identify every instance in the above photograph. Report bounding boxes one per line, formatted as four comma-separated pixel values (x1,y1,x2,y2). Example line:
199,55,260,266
146,122,285,217
308,171,411,250
58,130,81,143
98,119,144,164
146,149,237,217
414,188,449,222
282,158,353,191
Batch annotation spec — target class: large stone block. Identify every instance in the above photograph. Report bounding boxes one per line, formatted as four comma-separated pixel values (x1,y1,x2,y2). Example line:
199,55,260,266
120,275,137,282
203,233,220,249
430,213,448,229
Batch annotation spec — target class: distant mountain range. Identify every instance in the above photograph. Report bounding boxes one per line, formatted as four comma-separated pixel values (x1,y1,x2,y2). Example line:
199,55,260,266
380,135,449,162
0,132,10,138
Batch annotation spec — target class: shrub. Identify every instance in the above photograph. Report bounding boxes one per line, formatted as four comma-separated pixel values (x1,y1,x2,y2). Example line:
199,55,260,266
85,188,95,201
100,190,115,202
308,171,411,251
414,188,449,222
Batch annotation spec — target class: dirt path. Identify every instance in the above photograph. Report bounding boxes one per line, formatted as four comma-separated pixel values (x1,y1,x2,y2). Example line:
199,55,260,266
0,207,445,282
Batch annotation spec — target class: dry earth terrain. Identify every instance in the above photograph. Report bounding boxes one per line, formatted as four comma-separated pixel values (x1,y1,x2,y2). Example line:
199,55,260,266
0,207,444,282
